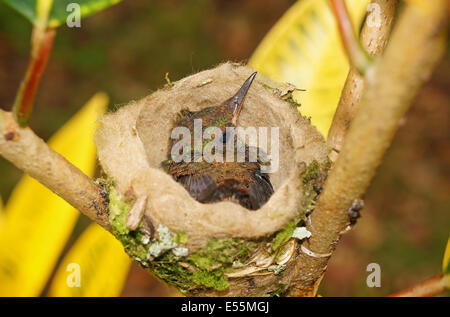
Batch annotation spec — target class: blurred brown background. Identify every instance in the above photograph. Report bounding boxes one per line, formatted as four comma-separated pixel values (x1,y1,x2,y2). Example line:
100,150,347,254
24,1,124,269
0,0,448,297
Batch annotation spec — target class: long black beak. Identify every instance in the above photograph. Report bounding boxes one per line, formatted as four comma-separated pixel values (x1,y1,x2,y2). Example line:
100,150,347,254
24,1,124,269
225,72,257,126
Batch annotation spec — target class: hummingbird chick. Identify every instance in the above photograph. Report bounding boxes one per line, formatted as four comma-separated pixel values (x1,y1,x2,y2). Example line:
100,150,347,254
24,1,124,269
161,72,274,210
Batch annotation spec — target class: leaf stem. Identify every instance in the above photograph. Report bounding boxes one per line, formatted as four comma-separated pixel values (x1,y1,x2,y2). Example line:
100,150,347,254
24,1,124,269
389,274,449,297
36,0,54,29
330,0,373,74
12,26,56,127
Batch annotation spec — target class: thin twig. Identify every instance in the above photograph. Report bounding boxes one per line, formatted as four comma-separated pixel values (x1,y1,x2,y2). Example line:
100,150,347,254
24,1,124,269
328,0,398,162
389,274,449,297
0,110,110,230
288,0,448,296
330,0,373,74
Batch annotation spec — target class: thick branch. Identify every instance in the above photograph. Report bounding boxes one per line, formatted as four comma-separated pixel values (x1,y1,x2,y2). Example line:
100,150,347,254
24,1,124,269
0,110,110,230
328,0,398,162
288,0,448,296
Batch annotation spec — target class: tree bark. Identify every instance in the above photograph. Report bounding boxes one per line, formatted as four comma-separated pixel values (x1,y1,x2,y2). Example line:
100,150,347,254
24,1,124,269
0,110,110,230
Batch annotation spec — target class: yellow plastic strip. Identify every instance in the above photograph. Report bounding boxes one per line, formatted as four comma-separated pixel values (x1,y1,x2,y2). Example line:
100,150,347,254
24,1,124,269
48,223,131,297
0,92,107,296
249,0,370,137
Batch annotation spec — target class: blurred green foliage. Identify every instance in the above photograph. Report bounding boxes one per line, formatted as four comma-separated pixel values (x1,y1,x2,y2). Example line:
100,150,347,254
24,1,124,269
3,0,122,27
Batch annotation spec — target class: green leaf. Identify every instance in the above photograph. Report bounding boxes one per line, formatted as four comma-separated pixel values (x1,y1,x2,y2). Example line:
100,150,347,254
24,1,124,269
3,0,36,25
3,0,122,28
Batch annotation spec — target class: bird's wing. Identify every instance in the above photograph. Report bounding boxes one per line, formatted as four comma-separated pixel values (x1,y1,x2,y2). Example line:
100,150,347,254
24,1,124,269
249,171,274,209
178,174,217,202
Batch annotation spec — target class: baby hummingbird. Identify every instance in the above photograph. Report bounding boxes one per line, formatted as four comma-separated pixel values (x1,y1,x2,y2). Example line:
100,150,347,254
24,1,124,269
161,72,274,210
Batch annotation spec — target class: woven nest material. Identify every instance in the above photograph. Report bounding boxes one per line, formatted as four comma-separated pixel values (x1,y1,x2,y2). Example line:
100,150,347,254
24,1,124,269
95,62,328,250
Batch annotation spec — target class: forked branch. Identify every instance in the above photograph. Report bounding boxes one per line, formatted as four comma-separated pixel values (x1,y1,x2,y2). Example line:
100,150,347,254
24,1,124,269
288,0,448,296
328,0,398,162
330,0,374,74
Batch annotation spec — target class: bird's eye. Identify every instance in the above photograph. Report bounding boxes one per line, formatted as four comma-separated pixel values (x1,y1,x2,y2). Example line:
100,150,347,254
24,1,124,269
222,132,227,144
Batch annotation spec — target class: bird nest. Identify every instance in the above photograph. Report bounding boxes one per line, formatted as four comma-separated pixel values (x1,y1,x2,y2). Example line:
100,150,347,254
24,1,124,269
94,62,329,296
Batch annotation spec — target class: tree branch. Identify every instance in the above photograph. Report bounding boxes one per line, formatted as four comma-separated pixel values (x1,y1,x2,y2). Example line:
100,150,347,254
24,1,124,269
288,0,448,296
0,110,110,230
328,0,398,162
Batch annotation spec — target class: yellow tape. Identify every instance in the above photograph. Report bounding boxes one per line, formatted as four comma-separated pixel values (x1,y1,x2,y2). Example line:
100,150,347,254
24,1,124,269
249,0,370,137
0,93,107,296
48,223,131,297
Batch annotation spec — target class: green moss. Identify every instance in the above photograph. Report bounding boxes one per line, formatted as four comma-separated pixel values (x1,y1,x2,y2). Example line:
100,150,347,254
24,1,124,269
115,230,148,261
180,238,256,291
192,269,229,291
266,283,287,297
173,230,188,244
270,160,328,251
271,221,296,251
261,83,301,108
150,238,256,292
188,253,214,271
151,255,194,293
99,180,146,260
108,186,133,235
300,160,327,214
284,95,301,107
302,160,320,184
192,238,256,268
